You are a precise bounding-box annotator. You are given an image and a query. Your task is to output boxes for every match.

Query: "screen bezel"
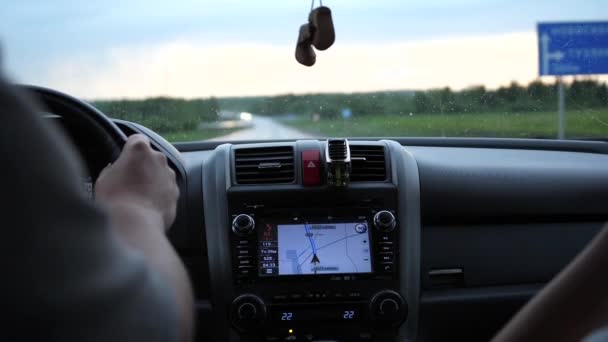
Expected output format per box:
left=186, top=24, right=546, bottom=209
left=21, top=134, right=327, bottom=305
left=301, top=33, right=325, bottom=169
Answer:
left=257, top=215, right=376, bottom=279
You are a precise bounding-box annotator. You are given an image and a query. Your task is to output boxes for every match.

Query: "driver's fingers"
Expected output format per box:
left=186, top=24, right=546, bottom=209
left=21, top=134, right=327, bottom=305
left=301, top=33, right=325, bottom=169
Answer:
left=154, top=150, right=169, bottom=166
left=168, top=167, right=176, bottom=182
left=124, top=134, right=152, bottom=154
left=119, top=134, right=156, bottom=166
left=96, top=163, right=112, bottom=183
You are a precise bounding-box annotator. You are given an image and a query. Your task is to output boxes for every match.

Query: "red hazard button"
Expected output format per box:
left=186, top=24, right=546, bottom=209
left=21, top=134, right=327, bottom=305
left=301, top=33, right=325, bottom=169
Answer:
left=302, top=150, right=321, bottom=186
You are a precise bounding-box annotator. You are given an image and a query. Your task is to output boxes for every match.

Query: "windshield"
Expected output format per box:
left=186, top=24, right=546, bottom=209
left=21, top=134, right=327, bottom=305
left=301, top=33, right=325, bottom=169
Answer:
left=1, top=1, right=607, bottom=142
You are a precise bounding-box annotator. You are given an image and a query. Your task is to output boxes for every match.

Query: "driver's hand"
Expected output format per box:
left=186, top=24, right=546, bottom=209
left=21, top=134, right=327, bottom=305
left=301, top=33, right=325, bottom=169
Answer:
left=95, top=134, right=179, bottom=231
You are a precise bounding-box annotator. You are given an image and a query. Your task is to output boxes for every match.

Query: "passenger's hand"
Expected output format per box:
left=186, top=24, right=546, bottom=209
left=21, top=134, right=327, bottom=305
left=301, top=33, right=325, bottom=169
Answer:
left=95, top=134, right=179, bottom=231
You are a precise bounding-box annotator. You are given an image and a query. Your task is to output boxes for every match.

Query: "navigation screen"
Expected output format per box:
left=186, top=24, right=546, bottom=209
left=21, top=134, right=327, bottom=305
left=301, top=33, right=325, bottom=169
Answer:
left=258, top=222, right=372, bottom=276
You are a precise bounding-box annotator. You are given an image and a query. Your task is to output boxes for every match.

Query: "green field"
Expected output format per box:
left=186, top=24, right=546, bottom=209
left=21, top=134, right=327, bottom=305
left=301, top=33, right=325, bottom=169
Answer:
left=161, top=128, right=239, bottom=142
left=280, top=109, right=608, bottom=139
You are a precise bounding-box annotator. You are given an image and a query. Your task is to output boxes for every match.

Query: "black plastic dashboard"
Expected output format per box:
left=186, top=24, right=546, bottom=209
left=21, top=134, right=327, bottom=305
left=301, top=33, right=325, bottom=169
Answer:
left=170, top=135, right=608, bottom=341
left=65, top=116, right=608, bottom=342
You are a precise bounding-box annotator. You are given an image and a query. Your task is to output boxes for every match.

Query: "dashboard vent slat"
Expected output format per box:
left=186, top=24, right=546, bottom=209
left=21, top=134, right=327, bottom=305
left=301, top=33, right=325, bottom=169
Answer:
left=350, top=145, right=387, bottom=182
left=234, top=146, right=295, bottom=185
left=233, top=155, right=294, bottom=162
left=236, top=163, right=294, bottom=169
left=327, top=139, right=349, bottom=161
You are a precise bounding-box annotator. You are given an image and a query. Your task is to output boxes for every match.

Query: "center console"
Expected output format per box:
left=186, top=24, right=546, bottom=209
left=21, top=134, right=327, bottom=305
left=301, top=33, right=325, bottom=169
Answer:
left=202, top=140, right=421, bottom=342
left=229, top=201, right=405, bottom=340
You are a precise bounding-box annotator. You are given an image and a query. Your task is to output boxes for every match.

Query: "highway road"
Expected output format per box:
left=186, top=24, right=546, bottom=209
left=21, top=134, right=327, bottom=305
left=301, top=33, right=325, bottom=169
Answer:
left=211, top=116, right=317, bottom=141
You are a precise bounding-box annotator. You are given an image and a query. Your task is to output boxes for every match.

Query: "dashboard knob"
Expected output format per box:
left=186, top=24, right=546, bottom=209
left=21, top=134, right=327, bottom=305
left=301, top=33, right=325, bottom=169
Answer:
left=370, top=290, right=407, bottom=326
left=379, top=298, right=399, bottom=315
left=374, top=210, right=396, bottom=232
left=231, top=294, right=266, bottom=332
left=237, top=302, right=257, bottom=320
left=232, top=214, right=255, bottom=235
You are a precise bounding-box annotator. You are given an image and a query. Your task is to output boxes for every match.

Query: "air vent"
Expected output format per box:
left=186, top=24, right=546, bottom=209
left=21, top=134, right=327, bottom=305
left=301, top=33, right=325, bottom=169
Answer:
left=234, top=146, right=295, bottom=184
left=327, top=139, right=350, bottom=161
left=350, top=145, right=387, bottom=182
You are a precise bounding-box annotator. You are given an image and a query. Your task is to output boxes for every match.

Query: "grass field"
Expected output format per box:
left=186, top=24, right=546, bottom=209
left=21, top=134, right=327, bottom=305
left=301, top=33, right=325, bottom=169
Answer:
left=161, top=127, right=240, bottom=142
left=280, top=109, right=608, bottom=139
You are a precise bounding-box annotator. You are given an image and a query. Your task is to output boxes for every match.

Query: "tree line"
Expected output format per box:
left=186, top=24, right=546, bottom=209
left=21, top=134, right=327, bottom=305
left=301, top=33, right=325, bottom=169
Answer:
left=220, top=79, right=608, bottom=118
left=93, top=79, right=607, bottom=133
left=94, top=97, right=220, bottom=132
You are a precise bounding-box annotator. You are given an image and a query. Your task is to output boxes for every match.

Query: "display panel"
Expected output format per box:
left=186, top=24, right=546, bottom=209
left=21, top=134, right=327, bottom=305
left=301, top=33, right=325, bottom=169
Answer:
left=272, top=307, right=363, bottom=322
left=259, top=222, right=372, bottom=276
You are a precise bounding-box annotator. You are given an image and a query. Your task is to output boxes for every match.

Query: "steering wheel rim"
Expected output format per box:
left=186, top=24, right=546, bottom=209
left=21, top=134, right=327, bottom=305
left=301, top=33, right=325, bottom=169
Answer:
left=21, top=85, right=127, bottom=162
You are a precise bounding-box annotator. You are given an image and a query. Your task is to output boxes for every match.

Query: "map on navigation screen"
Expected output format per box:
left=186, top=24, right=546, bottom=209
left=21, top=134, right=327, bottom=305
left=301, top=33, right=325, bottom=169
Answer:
left=277, top=222, right=372, bottom=275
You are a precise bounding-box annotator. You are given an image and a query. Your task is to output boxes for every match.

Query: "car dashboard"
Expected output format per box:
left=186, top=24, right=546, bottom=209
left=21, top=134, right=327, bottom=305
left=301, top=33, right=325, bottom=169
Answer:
left=65, top=118, right=608, bottom=341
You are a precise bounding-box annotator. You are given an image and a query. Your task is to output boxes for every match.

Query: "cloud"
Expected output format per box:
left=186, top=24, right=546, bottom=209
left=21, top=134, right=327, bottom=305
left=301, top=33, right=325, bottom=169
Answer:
left=40, top=31, right=600, bottom=99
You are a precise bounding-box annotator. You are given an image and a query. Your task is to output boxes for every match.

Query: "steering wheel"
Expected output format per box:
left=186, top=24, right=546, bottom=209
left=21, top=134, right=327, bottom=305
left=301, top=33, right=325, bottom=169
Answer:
left=21, top=85, right=127, bottom=176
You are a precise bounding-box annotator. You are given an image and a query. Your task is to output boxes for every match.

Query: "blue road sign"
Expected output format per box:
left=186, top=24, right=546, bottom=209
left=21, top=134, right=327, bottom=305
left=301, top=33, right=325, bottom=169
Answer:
left=537, top=21, right=608, bottom=76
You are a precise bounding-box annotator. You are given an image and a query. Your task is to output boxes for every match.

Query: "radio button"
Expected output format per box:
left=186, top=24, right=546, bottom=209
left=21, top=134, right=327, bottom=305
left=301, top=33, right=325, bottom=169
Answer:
left=237, top=266, right=253, bottom=276
left=237, top=249, right=252, bottom=255
left=272, top=294, right=288, bottom=302
left=290, top=293, right=303, bottom=301
left=381, top=263, right=394, bottom=273
left=379, top=253, right=393, bottom=263
left=347, top=291, right=362, bottom=299
left=379, top=245, right=393, bottom=253
left=379, top=234, right=392, bottom=242
left=238, top=257, right=253, bottom=266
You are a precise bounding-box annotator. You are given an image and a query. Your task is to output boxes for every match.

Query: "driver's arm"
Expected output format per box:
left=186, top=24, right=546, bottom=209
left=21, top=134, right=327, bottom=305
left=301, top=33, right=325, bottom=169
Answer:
left=492, top=225, right=608, bottom=342
left=0, top=77, right=193, bottom=341
left=95, top=134, right=194, bottom=342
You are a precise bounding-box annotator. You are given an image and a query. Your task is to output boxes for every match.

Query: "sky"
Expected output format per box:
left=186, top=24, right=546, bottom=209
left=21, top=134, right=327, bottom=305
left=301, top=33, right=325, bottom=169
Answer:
left=0, top=0, right=606, bottom=99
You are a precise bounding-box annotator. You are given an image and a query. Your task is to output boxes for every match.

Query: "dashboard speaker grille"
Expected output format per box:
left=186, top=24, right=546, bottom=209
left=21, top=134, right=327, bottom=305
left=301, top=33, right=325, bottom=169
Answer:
left=234, top=146, right=295, bottom=184
left=350, top=145, right=387, bottom=182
